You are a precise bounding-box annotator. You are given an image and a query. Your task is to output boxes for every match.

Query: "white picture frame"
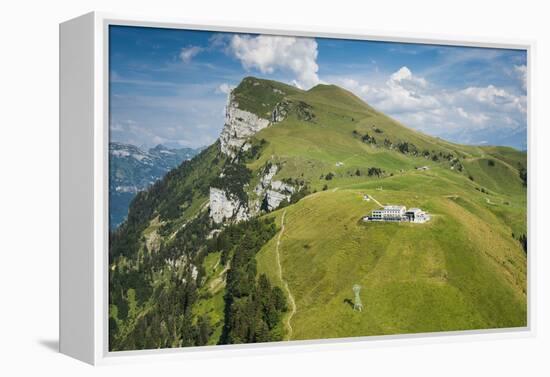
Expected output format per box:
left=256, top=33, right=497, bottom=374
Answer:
left=59, top=11, right=536, bottom=365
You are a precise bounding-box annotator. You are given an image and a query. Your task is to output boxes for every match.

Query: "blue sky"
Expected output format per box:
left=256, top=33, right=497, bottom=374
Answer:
left=109, top=25, right=527, bottom=150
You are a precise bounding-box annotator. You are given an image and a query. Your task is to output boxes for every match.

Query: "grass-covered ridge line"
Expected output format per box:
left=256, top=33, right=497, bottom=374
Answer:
left=231, top=76, right=303, bottom=118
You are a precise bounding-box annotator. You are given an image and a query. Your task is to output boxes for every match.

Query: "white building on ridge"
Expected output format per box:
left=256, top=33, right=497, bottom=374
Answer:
left=369, top=205, right=406, bottom=221
left=364, top=205, right=430, bottom=223
left=404, top=208, right=430, bottom=223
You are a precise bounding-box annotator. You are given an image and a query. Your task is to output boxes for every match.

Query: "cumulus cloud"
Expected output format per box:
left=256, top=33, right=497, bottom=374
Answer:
left=228, top=35, right=320, bottom=89
left=461, top=85, right=524, bottom=109
left=456, top=107, right=489, bottom=125
left=389, top=66, right=427, bottom=88
left=356, top=66, right=440, bottom=114
left=333, top=78, right=371, bottom=96
left=216, top=83, right=233, bottom=95
left=331, top=66, right=526, bottom=147
left=179, top=46, right=203, bottom=63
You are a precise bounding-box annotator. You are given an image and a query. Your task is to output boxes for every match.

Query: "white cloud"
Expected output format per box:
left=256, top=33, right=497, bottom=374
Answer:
left=514, top=64, right=527, bottom=91
left=333, top=78, right=371, bottom=95
left=216, top=83, right=233, bottom=95
left=179, top=46, right=203, bottom=63
left=452, top=85, right=526, bottom=114
left=456, top=107, right=489, bottom=125
left=328, top=66, right=526, bottom=147
left=228, top=35, right=320, bottom=89
left=389, top=66, right=427, bottom=88
left=362, top=66, right=440, bottom=114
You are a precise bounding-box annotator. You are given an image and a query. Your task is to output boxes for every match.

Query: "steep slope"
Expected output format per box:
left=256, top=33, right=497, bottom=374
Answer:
left=109, top=76, right=527, bottom=350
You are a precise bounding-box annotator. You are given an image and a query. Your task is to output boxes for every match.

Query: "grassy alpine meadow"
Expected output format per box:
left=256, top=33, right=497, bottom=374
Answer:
left=256, top=177, right=527, bottom=340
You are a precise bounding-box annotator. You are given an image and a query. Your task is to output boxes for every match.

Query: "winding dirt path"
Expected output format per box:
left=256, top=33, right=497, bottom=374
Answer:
left=275, top=210, right=296, bottom=340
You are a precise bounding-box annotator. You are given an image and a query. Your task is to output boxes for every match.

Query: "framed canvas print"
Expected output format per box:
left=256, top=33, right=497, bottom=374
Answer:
left=60, top=12, right=533, bottom=365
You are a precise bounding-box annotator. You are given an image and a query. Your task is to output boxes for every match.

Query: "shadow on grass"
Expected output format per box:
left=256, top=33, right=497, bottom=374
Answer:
left=343, top=298, right=354, bottom=308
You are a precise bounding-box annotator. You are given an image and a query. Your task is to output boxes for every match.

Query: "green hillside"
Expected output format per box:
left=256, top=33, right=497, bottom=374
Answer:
left=109, top=76, right=527, bottom=350
left=256, top=183, right=526, bottom=340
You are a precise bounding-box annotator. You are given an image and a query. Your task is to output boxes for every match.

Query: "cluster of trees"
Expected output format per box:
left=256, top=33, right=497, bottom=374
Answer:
left=109, top=268, right=202, bottom=350
left=109, top=211, right=215, bottom=351
left=396, top=141, right=417, bottom=155
left=451, top=159, right=464, bottom=172
left=279, top=184, right=312, bottom=209
left=352, top=130, right=377, bottom=145
left=324, top=172, right=335, bottom=181
left=439, top=151, right=456, bottom=161
left=322, top=167, right=385, bottom=180
left=240, top=138, right=267, bottom=161
left=367, top=167, right=384, bottom=177
left=294, top=100, right=316, bottom=122
left=272, top=99, right=316, bottom=122
left=211, top=218, right=288, bottom=344
left=352, top=130, right=466, bottom=174
left=281, top=176, right=307, bottom=187
left=211, top=161, right=252, bottom=204
left=361, top=133, right=377, bottom=144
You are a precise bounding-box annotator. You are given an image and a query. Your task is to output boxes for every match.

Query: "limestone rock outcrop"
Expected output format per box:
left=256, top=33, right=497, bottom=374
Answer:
left=209, top=187, right=249, bottom=224
left=265, top=181, right=295, bottom=211
left=219, top=94, right=270, bottom=158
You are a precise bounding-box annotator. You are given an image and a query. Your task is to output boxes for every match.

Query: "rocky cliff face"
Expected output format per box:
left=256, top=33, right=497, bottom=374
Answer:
left=209, top=89, right=300, bottom=224
left=209, top=163, right=296, bottom=224
left=219, top=93, right=271, bottom=158
left=254, top=164, right=279, bottom=195
left=271, top=101, right=289, bottom=123
left=271, top=99, right=315, bottom=123
left=265, top=180, right=295, bottom=211
left=209, top=187, right=250, bottom=224
left=254, top=164, right=295, bottom=212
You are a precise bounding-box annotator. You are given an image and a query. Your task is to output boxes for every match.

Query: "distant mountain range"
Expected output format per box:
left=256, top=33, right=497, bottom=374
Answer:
left=109, top=142, right=203, bottom=229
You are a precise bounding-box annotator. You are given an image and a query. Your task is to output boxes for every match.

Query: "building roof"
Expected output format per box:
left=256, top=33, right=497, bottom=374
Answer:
left=383, top=205, right=405, bottom=210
